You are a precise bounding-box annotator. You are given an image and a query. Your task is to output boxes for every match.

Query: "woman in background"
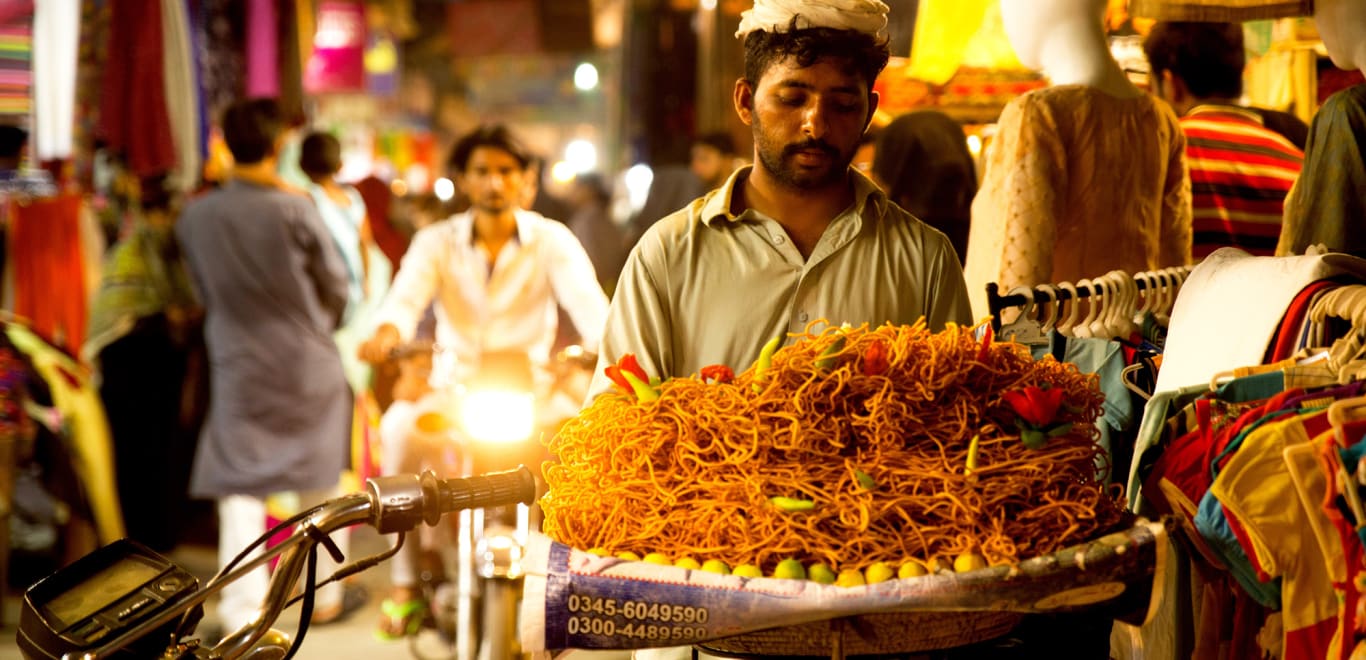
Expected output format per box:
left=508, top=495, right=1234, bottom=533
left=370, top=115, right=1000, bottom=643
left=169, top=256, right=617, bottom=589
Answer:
left=871, top=110, right=976, bottom=264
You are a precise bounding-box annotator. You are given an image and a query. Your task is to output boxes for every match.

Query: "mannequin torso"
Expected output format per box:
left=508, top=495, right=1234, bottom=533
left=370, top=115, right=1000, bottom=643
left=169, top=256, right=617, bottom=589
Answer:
left=963, top=0, right=1192, bottom=318
left=999, top=0, right=1141, bottom=99
left=1275, top=0, right=1366, bottom=257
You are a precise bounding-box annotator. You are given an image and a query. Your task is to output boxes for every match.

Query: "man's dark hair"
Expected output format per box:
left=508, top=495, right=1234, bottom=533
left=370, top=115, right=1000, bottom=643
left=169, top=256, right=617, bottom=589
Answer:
left=447, top=124, right=533, bottom=174
left=693, top=131, right=735, bottom=155
left=221, top=98, right=283, bottom=165
left=1143, top=21, right=1245, bottom=100
left=743, top=19, right=890, bottom=91
left=0, top=125, right=27, bottom=160
left=299, top=131, right=342, bottom=178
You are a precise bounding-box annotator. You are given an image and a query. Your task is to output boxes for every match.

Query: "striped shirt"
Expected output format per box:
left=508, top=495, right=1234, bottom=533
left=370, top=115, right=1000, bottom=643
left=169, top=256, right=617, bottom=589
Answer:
left=1182, top=105, right=1304, bottom=258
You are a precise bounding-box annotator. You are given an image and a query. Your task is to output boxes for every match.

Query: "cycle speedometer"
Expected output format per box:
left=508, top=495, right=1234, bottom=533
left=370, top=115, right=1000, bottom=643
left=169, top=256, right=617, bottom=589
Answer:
left=19, top=539, right=201, bottom=659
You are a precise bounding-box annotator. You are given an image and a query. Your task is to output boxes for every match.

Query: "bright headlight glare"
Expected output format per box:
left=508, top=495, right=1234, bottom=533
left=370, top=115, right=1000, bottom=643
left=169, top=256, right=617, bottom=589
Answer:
left=459, top=389, right=535, bottom=443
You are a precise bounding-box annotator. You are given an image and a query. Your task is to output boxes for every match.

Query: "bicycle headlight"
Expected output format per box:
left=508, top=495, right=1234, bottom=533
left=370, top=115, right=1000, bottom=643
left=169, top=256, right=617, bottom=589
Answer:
left=458, top=389, right=535, bottom=444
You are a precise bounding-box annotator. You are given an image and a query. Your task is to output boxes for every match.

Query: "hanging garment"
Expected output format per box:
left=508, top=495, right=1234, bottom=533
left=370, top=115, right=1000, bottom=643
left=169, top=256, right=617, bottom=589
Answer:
left=1154, top=248, right=1366, bottom=393
left=0, top=12, right=32, bottom=119
left=5, top=322, right=123, bottom=543
left=10, top=193, right=87, bottom=356
left=98, top=0, right=175, bottom=178
left=159, top=0, right=201, bottom=193
left=32, top=0, right=77, bottom=161
left=1279, top=85, right=1366, bottom=258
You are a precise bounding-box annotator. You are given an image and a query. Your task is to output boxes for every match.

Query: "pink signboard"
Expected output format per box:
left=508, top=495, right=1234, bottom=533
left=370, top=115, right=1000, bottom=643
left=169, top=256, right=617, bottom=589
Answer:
left=305, top=1, right=366, bottom=93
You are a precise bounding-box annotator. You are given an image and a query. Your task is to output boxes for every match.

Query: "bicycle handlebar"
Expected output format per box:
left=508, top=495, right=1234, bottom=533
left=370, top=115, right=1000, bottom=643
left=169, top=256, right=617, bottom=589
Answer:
left=70, top=467, right=538, bottom=660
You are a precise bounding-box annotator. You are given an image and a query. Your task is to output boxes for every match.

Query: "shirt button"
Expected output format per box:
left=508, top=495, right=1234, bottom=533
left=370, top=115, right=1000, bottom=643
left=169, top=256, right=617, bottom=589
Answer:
left=798, top=311, right=809, bottom=322
left=772, top=234, right=784, bottom=244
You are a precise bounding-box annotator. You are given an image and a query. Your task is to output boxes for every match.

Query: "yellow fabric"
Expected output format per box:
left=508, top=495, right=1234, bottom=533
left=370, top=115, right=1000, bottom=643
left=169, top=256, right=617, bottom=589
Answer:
left=6, top=324, right=124, bottom=543
left=1210, top=417, right=1339, bottom=656
left=906, top=0, right=1021, bottom=85
left=963, top=85, right=1192, bottom=317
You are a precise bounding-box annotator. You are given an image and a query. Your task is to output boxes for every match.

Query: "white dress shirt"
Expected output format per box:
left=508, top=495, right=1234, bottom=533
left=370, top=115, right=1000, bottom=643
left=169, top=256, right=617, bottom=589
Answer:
left=376, top=208, right=610, bottom=386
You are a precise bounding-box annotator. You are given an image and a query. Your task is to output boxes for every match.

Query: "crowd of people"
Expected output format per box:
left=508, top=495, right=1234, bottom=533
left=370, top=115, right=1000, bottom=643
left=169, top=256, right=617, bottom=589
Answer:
left=16, top=0, right=1363, bottom=654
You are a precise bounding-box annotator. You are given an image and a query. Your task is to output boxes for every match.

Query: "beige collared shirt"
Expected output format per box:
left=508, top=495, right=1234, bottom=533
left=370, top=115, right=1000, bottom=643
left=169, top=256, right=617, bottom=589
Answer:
left=588, top=166, right=973, bottom=399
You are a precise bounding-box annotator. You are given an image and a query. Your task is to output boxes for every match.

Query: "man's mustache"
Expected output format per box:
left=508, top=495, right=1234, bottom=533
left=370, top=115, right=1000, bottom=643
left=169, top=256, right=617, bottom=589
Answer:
left=784, top=140, right=839, bottom=159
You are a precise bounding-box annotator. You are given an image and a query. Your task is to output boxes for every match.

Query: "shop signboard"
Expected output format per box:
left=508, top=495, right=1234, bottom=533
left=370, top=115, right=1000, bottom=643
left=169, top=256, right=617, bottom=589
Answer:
left=305, top=1, right=366, bottom=94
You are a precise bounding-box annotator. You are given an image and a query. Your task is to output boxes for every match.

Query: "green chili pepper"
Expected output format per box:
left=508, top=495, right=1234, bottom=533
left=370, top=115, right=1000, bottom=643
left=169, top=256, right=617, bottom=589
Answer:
left=753, top=335, right=783, bottom=392
left=815, top=335, right=847, bottom=370
left=965, top=434, right=981, bottom=476
left=854, top=469, right=877, bottom=490
left=770, top=496, right=816, bottom=512
left=622, top=370, right=659, bottom=402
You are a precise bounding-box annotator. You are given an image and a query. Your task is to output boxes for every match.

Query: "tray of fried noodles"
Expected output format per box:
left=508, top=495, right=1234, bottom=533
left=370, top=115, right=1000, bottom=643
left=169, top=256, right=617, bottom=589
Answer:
left=520, top=320, right=1168, bottom=655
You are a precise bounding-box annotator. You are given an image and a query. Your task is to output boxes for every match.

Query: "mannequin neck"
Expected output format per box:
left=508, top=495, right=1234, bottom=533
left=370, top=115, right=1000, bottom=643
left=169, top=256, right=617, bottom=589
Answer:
left=1036, top=18, right=1140, bottom=99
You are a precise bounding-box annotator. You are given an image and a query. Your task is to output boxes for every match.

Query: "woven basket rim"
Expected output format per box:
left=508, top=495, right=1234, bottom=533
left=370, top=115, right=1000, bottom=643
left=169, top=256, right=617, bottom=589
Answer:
left=697, top=610, right=1024, bottom=656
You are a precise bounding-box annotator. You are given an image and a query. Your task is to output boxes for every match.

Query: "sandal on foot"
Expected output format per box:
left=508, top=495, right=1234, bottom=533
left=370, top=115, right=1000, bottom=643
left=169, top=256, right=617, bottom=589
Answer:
left=374, top=598, right=427, bottom=641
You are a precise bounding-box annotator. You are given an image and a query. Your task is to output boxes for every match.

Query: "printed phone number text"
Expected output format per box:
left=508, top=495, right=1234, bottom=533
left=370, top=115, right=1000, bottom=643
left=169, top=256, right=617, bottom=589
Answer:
left=566, top=594, right=710, bottom=624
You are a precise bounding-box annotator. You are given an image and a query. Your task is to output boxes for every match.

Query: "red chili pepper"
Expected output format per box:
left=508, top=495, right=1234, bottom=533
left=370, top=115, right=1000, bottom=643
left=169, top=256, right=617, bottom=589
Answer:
left=977, top=325, right=993, bottom=363
left=605, top=353, right=650, bottom=395
left=1001, top=386, right=1066, bottom=429
left=700, top=364, right=734, bottom=384
left=861, top=340, right=889, bottom=376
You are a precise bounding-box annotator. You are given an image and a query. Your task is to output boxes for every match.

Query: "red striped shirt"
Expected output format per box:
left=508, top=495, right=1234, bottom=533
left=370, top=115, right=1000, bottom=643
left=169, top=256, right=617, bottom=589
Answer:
left=1181, top=105, right=1303, bottom=258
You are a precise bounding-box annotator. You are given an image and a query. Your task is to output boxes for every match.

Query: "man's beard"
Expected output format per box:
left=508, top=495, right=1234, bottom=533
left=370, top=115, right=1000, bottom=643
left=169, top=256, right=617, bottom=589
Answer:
left=471, top=193, right=513, bottom=215
left=753, top=123, right=852, bottom=190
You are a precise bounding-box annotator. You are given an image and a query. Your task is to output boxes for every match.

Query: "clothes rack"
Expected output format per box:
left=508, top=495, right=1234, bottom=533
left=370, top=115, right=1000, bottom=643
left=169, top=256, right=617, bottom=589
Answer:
left=985, top=264, right=1197, bottom=332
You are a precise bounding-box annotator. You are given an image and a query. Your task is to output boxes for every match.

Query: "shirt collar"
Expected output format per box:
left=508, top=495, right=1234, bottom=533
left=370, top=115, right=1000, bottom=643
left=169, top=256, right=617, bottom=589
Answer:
left=699, top=165, right=887, bottom=226
left=454, top=209, right=534, bottom=246
left=1186, top=103, right=1265, bottom=125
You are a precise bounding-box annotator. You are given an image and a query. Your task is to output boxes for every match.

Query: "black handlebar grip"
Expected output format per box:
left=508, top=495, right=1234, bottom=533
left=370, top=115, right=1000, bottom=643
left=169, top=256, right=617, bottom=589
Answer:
left=437, top=466, right=537, bottom=521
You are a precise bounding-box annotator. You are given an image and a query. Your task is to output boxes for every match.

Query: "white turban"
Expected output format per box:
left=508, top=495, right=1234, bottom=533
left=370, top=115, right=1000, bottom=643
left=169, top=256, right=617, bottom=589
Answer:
left=735, top=0, right=890, bottom=40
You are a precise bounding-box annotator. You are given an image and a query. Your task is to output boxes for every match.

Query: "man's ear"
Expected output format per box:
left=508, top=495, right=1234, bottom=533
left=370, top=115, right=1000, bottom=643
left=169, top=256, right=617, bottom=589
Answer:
left=1162, top=70, right=1188, bottom=104
left=734, top=78, right=755, bottom=126
left=864, top=91, right=880, bottom=131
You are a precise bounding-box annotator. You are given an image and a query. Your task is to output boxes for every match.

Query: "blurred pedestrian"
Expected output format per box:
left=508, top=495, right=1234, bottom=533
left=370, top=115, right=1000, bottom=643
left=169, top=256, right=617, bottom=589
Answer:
left=871, top=111, right=976, bottom=263
left=1144, top=21, right=1303, bottom=258
left=85, top=173, right=200, bottom=552
left=175, top=98, right=357, bottom=632
left=566, top=172, right=627, bottom=290
left=690, top=131, right=740, bottom=190
left=299, top=131, right=393, bottom=393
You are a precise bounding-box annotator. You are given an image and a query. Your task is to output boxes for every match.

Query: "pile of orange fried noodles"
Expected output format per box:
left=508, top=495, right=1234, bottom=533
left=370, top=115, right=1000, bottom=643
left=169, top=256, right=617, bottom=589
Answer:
left=541, top=321, right=1126, bottom=573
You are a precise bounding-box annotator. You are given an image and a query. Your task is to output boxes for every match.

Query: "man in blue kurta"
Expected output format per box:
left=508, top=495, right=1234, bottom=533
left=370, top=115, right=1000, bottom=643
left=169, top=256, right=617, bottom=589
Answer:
left=176, top=98, right=354, bottom=632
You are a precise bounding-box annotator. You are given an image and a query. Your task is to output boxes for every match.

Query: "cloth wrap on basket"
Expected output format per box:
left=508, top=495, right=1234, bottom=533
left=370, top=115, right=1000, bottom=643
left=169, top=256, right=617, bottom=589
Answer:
left=519, top=519, right=1170, bottom=654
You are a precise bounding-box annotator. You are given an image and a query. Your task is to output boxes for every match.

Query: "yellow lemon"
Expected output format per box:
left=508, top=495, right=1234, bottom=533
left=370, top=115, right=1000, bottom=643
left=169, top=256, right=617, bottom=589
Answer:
left=674, top=557, right=702, bottom=570
left=733, top=564, right=763, bottom=578
left=773, top=558, right=806, bottom=580
left=897, top=560, right=928, bottom=579
left=617, top=551, right=641, bottom=561
left=808, top=563, right=837, bottom=584
left=586, top=547, right=609, bottom=557
left=701, top=559, right=731, bottom=574
left=643, top=552, right=671, bottom=565
left=835, top=569, right=866, bottom=587
left=864, top=562, right=895, bottom=584
left=953, top=553, right=987, bottom=573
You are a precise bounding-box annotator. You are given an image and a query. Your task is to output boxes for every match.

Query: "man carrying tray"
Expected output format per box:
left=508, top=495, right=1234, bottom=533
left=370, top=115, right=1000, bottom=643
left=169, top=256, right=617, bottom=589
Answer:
left=581, top=1, right=1118, bottom=655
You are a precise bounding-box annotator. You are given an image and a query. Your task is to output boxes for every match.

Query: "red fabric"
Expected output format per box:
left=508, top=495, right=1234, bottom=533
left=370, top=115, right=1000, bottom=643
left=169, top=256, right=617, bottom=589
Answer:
left=1270, top=281, right=1339, bottom=363
left=354, top=175, right=407, bottom=270
left=98, top=0, right=176, bottom=177
left=9, top=194, right=87, bottom=356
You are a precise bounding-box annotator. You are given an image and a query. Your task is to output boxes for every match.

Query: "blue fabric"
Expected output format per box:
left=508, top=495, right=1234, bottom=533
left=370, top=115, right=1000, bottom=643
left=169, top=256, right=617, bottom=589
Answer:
left=1194, top=487, right=1282, bottom=608
left=1032, top=333, right=1135, bottom=483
